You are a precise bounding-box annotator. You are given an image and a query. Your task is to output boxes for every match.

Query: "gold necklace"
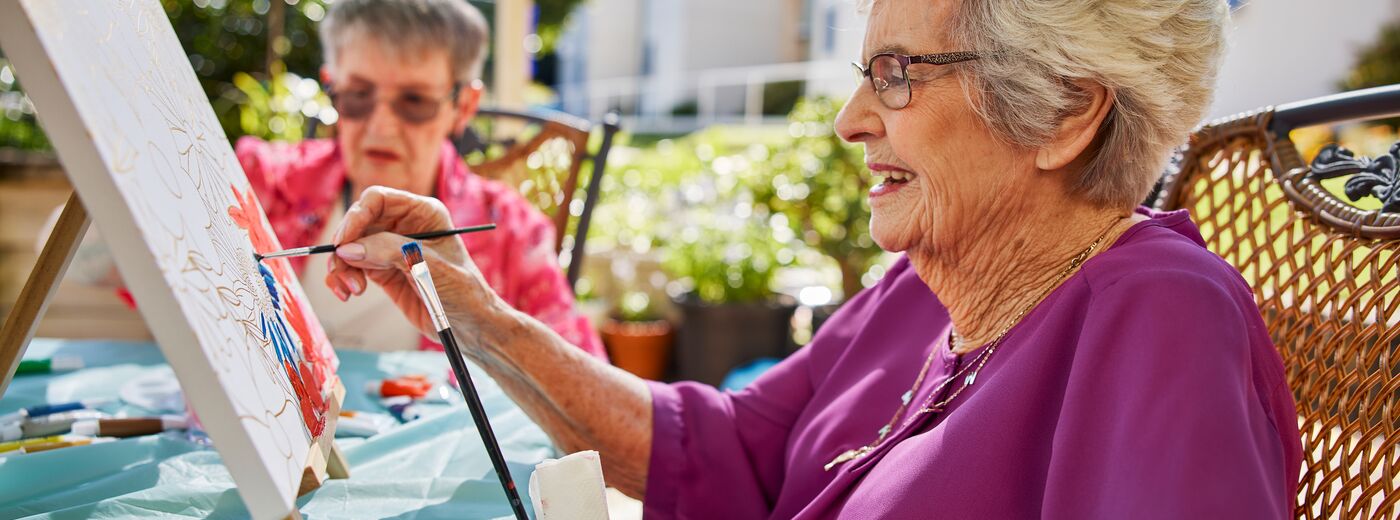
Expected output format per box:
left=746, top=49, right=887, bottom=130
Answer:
left=823, top=219, right=1120, bottom=472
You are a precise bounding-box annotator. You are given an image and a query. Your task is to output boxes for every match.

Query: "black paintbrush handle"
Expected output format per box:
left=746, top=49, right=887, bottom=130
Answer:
left=406, top=223, right=497, bottom=241
left=256, top=224, right=497, bottom=261
left=438, top=329, right=530, bottom=520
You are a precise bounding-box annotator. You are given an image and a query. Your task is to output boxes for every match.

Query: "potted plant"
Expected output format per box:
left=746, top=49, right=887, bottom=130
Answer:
left=663, top=200, right=798, bottom=386
left=585, top=129, right=805, bottom=385
left=748, top=97, right=886, bottom=301
left=600, top=291, right=675, bottom=380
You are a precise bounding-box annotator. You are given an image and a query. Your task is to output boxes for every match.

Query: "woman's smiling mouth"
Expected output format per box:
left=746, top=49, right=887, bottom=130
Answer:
left=868, top=162, right=917, bottom=197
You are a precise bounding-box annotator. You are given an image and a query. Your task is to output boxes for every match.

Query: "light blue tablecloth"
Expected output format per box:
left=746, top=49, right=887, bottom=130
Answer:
left=0, top=339, right=556, bottom=519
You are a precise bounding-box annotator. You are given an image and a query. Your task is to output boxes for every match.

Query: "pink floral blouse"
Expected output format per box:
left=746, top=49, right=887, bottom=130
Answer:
left=234, top=137, right=607, bottom=360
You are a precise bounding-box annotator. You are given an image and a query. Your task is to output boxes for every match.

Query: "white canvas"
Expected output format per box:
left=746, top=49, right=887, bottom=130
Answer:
left=0, top=1, right=340, bottom=518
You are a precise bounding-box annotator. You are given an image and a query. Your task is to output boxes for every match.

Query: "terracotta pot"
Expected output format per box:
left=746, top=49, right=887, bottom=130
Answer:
left=602, top=319, right=675, bottom=380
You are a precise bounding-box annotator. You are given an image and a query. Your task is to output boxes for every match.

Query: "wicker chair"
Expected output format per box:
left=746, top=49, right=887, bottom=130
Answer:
left=1154, top=84, right=1400, bottom=519
left=456, top=109, right=621, bottom=288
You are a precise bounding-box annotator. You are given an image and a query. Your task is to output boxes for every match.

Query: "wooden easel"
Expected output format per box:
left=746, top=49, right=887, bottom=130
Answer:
left=0, top=192, right=349, bottom=518
left=0, top=191, right=87, bottom=399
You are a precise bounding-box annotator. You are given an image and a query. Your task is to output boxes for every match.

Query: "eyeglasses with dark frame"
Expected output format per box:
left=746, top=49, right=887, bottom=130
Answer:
left=852, top=51, right=983, bottom=110
left=328, top=82, right=463, bottom=125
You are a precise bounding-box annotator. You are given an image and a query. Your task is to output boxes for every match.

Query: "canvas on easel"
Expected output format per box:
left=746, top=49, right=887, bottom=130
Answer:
left=0, top=1, right=346, bottom=518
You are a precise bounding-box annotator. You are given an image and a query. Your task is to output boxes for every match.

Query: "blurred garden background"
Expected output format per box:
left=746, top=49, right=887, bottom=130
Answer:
left=1, top=0, right=1398, bottom=387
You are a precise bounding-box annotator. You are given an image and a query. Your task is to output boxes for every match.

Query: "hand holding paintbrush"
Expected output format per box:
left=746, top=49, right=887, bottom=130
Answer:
left=402, top=241, right=530, bottom=520
left=323, top=188, right=490, bottom=335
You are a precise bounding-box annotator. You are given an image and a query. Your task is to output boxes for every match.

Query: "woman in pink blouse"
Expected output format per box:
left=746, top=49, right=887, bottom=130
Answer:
left=236, top=0, right=604, bottom=358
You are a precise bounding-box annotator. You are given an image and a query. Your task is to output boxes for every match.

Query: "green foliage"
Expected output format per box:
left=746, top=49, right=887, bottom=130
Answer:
left=670, top=101, right=699, bottom=117
left=590, top=128, right=800, bottom=305
left=1341, top=20, right=1400, bottom=129
left=0, top=56, right=50, bottom=151
left=163, top=0, right=330, bottom=141
left=1342, top=20, right=1400, bottom=91
left=762, top=80, right=805, bottom=116
left=233, top=62, right=333, bottom=142
left=662, top=208, right=789, bottom=304
left=589, top=99, right=884, bottom=305
left=535, top=0, right=589, bottom=53
left=1, top=1, right=332, bottom=149
left=749, top=97, right=881, bottom=298
left=617, top=291, right=660, bottom=322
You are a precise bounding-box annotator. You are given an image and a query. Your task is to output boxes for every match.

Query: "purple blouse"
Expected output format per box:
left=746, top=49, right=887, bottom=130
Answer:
left=645, top=208, right=1302, bottom=519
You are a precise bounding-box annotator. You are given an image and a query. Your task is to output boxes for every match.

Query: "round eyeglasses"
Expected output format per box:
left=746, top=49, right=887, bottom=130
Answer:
left=328, top=83, right=463, bottom=125
left=852, top=51, right=982, bottom=110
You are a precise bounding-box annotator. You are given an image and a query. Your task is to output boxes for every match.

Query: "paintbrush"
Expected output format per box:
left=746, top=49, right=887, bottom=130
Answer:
left=253, top=224, right=497, bottom=262
left=401, top=242, right=529, bottom=520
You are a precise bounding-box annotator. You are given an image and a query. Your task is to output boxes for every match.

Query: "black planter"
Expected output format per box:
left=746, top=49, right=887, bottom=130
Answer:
left=672, top=295, right=797, bottom=386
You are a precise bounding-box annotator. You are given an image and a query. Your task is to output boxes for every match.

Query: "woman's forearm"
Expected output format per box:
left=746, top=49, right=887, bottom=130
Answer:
left=441, top=263, right=653, bottom=498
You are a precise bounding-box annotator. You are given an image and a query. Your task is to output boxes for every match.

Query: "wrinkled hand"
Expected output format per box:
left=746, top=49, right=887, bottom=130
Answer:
left=326, top=186, right=492, bottom=336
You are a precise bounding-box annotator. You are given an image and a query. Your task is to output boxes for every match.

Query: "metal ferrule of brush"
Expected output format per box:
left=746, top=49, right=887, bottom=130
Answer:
left=259, top=246, right=313, bottom=260
left=409, top=263, right=452, bottom=333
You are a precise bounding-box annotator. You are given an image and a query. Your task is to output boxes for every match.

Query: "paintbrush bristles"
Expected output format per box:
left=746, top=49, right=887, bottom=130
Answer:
left=401, top=242, right=424, bottom=265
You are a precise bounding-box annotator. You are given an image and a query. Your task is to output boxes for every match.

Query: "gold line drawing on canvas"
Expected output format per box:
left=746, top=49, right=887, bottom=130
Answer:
left=4, top=0, right=341, bottom=497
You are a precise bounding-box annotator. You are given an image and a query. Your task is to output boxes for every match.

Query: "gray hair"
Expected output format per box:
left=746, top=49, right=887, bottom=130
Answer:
left=320, top=0, right=490, bottom=83
left=869, top=0, right=1230, bottom=209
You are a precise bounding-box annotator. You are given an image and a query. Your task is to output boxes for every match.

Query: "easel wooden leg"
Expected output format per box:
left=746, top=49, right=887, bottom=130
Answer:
left=326, top=442, right=349, bottom=479
left=0, top=191, right=88, bottom=398
left=297, top=447, right=331, bottom=496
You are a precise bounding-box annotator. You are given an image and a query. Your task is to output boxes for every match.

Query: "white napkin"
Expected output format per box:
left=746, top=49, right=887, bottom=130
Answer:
left=119, top=367, right=185, bottom=413
left=529, top=450, right=611, bottom=520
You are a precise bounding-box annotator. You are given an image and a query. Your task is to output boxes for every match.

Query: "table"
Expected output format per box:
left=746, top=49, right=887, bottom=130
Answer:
left=0, top=338, right=556, bottom=519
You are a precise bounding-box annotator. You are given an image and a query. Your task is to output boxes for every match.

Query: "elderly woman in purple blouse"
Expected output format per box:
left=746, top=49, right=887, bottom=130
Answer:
left=328, top=0, right=1302, bottom=517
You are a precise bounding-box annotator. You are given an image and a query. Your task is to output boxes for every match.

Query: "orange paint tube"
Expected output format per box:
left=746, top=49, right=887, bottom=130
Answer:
left=366, top=375, right=439, bottom=400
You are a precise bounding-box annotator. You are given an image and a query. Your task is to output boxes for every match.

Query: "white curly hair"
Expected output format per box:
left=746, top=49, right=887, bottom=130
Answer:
left=863, top=0, right=1230, bottom=209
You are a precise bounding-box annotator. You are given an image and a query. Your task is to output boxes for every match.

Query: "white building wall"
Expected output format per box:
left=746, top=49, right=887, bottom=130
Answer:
left=805, top=0, right=867, bottom=99
left=641, top=0, right=686, bottom=115
left=586, top=0, right=645, bottom=81
left=681, top=0, right=798, bottom=72
left=558, top=0, right=809, bottom=119
left=557, top=0, right=646, bottom=115
left=1209, top=0, right=1399, bottom=118
left=671, top=0, right=801, bottom=115
left=556, top=6, right=590, bottom=114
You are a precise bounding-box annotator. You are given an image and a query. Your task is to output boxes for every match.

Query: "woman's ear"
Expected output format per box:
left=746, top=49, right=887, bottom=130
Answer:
left=453, top=79, right=485, bottom=137
left=1035, top=81, right=1114, bottom=171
